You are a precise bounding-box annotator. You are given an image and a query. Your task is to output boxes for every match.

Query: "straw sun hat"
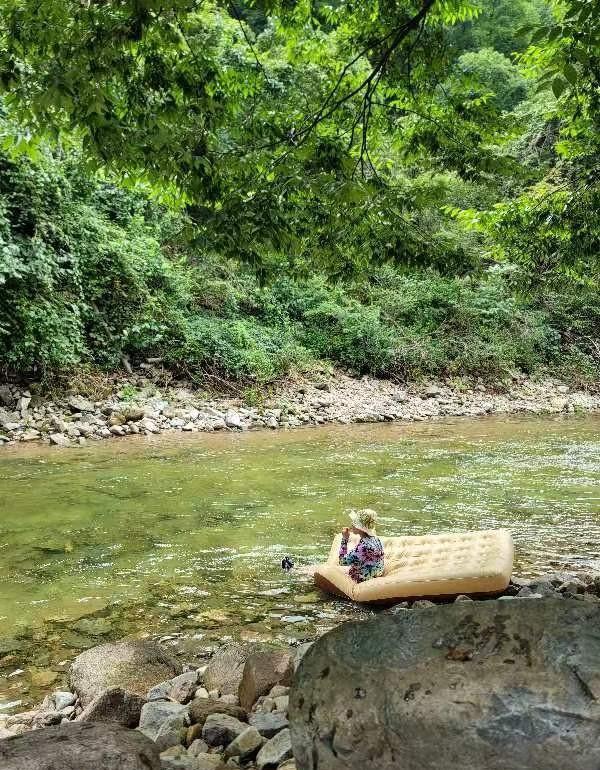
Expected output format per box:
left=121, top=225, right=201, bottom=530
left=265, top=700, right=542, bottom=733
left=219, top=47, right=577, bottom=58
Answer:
left=349, top=508, right=378, bottom=537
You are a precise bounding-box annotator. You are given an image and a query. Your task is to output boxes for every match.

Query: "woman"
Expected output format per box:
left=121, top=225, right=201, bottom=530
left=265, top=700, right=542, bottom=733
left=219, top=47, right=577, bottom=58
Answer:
left=339, top=508, right=384, bottom=583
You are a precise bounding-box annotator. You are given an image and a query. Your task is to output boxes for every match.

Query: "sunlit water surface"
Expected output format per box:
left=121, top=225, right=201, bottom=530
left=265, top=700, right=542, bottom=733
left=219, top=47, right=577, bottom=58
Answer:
left=1, top=414, right=599, bottom=711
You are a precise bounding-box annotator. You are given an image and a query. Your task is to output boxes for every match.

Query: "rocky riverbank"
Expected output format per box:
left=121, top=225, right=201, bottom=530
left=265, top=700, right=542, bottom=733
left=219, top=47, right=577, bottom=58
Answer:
left=2, top=572, right=600, bottom=769
left=0, top=370, right=598, bottom=447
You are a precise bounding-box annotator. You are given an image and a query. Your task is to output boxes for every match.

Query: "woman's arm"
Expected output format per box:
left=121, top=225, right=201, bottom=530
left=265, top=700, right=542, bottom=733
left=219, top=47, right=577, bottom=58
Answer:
left=339, top=537, right=364, bottom=566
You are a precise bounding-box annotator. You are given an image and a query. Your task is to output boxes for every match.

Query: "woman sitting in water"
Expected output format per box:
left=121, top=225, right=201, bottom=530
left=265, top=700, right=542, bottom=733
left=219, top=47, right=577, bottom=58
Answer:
left=339, top=508, right=384, bottom=582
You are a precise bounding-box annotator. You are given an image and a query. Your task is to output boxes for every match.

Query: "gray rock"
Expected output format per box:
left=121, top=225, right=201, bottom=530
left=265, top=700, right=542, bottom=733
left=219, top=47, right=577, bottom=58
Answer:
left=225, top=411, right=243, bottom=430
left=188, top=698, right=247, bottom=728
left=188, top=738, right=210, bottom=756
left=53, top=691, right=77, bottom=711
left=0, top=722, right=160, bottom=769
left=238, top=648, right=294, bottom=711
left=256, top=729, right=292, bottom=770
left=68, top=395, right=95, bottom=413
left=77, top=687, right=146, bottom=727
left=0, top=727, right=14, bottom=740
left=224, top=726, right=265, bottom=760
left=248, top=712, right=289, bottom=738
left=526, top=579, right=557, bottom=597
left=70, top=639, right=180, bottom=706
left=454, top=594, right=473, bottom=602
left=273, top=696, right=289, bottom=714
left=290, top=598, right=600, bottom=770
left=160, top=745, right=222, bottom=770
left=411, top=599, right=436, bottom=609
left=203, top=644, right=251, bottom=697
left=148, top=680, right=173, bottom=702
left=169, top=671, right=199, bottom=704
left=49, top=433, right=71, bottom=447
left=138, top=701, right=188, bottom=744
left=202, top=713, right=246, bottom=747
left=559, top=578, right=587, bottom=595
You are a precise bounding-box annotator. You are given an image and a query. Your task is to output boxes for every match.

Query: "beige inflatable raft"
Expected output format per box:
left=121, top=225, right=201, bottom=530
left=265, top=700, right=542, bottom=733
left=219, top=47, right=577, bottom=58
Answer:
left=314, top=529, right=514, bottom=603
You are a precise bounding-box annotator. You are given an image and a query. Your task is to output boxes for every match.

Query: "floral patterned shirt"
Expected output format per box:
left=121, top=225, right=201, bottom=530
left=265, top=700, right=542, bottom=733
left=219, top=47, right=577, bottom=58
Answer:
left=339, top=534, right=385, bottom=583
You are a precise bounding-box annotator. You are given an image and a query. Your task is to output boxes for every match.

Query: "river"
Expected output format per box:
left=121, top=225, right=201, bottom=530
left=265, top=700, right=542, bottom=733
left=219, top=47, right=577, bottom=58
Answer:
left=1, top=414, right=599, bottom=711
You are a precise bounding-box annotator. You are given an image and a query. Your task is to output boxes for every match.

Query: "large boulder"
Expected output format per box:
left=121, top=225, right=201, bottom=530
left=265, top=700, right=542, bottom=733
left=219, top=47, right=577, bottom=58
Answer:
left=0, top=722, right=160, bottom=770
left=203, top=643, right=251, bottom=696
left=238, top=648, right=294, bottom=711
left=70, top=639, right=181, bottom=706
left=290, top=598, right=600, bottom=770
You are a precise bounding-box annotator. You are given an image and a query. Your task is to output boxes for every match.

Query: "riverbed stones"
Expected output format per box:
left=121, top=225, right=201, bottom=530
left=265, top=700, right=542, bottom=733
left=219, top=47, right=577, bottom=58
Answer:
left=290, top=598, right=600, bottom=770
left=77, top=686, right=146, bottom=727
left=204, top=644, right=251, bottom=696
left=188, top=699, right=247, bottom=728
left=70, top=639, right=181, bottom=706
left=238, top=648, right=294, bottom=711
left=52, top=691, right=77, bottom=711
left=256, top=728, right=293, bottom=770
left=202, top=713, right=247, bottom=747
left=0, top=722, right=161, bottom=770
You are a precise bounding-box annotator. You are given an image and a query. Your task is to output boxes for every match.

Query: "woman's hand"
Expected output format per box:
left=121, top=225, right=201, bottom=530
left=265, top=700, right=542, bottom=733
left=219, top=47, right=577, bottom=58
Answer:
left=342, top=527, right=350, bottom=539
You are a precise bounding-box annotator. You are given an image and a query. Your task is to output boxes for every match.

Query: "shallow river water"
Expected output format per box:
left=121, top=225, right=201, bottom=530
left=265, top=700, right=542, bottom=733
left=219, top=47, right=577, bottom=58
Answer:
left=1, top=414, right=599, bottom=711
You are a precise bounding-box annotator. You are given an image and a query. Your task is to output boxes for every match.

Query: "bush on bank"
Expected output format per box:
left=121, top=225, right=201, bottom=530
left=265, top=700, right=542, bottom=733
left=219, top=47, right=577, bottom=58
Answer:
left=0, top=150, right=598, bottom=386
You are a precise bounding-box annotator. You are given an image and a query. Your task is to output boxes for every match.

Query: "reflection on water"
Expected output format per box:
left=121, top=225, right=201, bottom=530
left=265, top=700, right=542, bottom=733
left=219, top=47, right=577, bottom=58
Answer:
left=0, top=414, right=599, bottom=710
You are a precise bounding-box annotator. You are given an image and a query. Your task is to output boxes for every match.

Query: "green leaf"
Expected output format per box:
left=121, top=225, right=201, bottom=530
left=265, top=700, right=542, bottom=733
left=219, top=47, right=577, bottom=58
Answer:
left=552, top=77, right=567, bottom=99
left=563, top=64, right=577, bottom=86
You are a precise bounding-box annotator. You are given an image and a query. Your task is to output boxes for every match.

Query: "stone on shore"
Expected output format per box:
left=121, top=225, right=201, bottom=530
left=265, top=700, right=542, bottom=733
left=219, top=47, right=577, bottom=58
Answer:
left=290, top=598, right=600, bottom=770
left=238, top=648, right=294, bottom=711
left=256, top=728, right=293, bottom=770
left=248, top=711, right=289, bottom=738
left=70, top=639, right=181, bottom=706
left=188, top=698, right=247, bottom=728
left=138, top=701, right=188, bottom=747
left=203, top=644, right=251, bottom=696
left=223, top=726, right=265, bottom=760
left=0, top=722, right=160, bottom=770
left=77, top=686, right=146, bottom=727
left=201, top=713, right=246, bottom=747
left=67, top=395, right=95, bottom=413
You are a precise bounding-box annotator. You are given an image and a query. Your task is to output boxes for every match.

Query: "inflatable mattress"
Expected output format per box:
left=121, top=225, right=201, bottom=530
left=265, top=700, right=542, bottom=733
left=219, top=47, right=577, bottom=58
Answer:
left=314, top=529, right=514, bottom=603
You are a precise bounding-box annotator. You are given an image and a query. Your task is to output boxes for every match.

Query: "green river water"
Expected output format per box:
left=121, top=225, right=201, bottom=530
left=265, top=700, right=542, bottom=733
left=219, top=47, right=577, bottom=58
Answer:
left=1, top=414, right=599, bottom=712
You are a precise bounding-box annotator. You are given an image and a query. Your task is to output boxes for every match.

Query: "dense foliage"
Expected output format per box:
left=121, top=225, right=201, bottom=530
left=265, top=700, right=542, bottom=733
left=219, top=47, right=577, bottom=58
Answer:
left=0, top=0, right=598, bottom=385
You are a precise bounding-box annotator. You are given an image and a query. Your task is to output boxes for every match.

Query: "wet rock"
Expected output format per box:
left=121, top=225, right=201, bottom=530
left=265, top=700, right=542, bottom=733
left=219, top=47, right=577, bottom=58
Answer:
left=290, top=598, right=600, bottom=770
left=248, top=712, right=289, bottom=738
left=0, top=722, right=160, bottom=770
left=256, top=728, right=292, bottom=770
left=70, top=639, right=181, bottom=706
left=238, top=649, right=294, bottom=711
left=188, top=699, right=247, bottom=728
left=68, top=395, right=95, bottom=413
left=77, top=687, right=146, bottom=727
left=224, top=726, right=265, bottom=761
left=74, top=617, right=112, bottom=636
left=202, top=713, right=246, bottom=747
left=454, top=595, right=473, bottom=602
